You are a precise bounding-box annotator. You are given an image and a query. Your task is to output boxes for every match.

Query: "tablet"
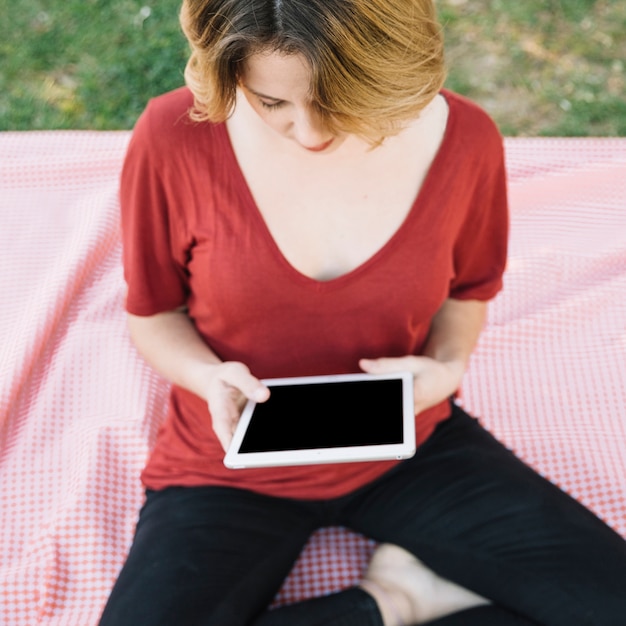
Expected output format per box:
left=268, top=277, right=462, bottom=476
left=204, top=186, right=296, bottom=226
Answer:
left=224, top=372, right=415, bottom=469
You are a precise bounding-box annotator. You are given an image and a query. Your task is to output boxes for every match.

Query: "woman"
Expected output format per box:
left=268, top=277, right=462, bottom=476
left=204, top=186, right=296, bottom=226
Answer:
left=99, top=1, right=626, bottom=624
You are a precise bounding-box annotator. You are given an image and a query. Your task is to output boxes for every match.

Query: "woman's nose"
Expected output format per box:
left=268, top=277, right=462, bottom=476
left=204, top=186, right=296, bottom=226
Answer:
left=291, top=107, right=332, bottom=149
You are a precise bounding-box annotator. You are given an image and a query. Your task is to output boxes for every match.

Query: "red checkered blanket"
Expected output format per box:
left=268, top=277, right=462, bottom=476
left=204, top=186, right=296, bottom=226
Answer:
left=1, top=132, right=625, bottom=624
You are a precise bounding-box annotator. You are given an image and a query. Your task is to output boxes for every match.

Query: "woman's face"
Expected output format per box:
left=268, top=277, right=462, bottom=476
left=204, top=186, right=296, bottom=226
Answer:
left=239, top=50, right=345, bottom=153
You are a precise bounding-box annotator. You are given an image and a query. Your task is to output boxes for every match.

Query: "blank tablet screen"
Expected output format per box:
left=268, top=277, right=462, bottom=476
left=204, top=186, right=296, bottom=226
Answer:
left=237, top=378, right=404, bottom=453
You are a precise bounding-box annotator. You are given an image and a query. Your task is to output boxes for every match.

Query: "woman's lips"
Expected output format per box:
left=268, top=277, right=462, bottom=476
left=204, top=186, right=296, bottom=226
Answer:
left=304, top=138, right=334, bottom=152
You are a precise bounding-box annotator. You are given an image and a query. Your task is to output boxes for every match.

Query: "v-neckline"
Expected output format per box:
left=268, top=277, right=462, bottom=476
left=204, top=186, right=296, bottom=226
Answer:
left=218, top=91, right=455, bottom=290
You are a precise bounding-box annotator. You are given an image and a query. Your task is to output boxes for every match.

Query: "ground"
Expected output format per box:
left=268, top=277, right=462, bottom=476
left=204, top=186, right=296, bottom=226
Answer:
left=1, top=0, right=624, bottom=135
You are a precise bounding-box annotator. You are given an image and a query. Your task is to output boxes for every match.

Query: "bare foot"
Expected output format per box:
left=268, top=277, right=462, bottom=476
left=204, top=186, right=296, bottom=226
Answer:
left=359, top=543, right=489, bottom=625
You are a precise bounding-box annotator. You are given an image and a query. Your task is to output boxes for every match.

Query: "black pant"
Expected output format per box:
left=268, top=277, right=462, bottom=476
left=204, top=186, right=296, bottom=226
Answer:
left=98, top=405, right=626, bottom=625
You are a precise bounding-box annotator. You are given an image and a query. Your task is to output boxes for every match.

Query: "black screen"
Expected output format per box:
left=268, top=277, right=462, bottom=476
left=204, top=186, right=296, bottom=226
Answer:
left=238, top=378, right=404, bottom=453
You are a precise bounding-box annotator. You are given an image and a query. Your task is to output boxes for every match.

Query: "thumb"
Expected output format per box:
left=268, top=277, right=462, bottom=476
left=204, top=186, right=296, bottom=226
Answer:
left=214, top=362, right=270, bottom=403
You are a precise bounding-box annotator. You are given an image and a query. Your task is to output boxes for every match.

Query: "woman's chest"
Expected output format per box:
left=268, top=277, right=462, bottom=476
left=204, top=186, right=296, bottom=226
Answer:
left=186, top=157, right=460, bottom=317
left=241, top=159, right=426, bottom=281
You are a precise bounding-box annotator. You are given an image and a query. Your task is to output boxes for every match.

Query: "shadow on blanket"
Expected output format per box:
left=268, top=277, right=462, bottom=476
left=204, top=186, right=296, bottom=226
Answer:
left=1, top=132, right=625, bottom=625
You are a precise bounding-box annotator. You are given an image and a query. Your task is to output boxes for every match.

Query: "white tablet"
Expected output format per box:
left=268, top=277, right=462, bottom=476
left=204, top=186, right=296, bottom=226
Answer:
left=224, top=372, right=415, bottom=469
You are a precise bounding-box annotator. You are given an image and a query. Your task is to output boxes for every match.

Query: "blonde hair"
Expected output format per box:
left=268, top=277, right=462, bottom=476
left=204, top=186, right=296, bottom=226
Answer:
left=180, top=0, right=446, bottom=142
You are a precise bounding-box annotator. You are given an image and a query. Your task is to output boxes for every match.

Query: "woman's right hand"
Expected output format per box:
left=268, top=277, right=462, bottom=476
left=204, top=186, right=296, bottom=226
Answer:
left=126, top=311, right=269, bottom=452
left=204, top=362, right=270, bottom=452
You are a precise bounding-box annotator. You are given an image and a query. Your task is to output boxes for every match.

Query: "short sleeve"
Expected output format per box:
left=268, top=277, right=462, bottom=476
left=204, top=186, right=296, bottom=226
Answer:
left=120, top=103, right=190, bottom=315
left=448, top=135, right=509, bottom=301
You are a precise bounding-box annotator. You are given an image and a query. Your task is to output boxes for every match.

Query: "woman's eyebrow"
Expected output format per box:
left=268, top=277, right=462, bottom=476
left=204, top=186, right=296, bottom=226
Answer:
left=243, top=85, right=283, bottom=102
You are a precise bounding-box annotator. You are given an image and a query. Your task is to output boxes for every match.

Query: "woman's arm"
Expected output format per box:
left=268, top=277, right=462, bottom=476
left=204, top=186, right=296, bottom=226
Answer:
left=360, top=298, right=487, bottom=414
left=127, top=310, right=269, bottom=450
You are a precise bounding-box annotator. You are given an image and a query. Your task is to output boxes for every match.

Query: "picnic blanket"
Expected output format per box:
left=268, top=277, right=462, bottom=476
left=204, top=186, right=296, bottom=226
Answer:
left=1, top=131, right=625, bottom=625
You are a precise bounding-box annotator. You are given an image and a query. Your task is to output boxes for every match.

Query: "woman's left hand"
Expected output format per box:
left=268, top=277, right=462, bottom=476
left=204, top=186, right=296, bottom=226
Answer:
left=359, top=355, right=465, bottom=415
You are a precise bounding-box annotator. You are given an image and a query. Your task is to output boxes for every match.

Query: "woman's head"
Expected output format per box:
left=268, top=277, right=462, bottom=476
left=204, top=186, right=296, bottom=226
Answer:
left=180, top=0, right=446, bottom=142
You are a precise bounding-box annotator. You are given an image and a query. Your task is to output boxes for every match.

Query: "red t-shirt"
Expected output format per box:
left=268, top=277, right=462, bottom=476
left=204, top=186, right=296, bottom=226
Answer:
left=120, top=87, right=508, bottom=499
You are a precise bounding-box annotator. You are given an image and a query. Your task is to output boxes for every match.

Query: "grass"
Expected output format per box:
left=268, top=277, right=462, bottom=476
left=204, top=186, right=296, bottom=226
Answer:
left=1, top=0, right=625, bottom=135
left=0, top=0, right=188, bottom=130
left=440, top=0, right=626, bottom=136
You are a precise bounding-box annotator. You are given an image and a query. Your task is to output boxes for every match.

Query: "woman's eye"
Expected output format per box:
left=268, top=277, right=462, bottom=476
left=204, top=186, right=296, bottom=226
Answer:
left=260, top=99, right=284, bottom=110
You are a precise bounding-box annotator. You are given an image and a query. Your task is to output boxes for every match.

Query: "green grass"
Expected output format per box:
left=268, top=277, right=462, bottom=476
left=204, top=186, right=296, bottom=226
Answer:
left=1, top=0, right=624, bottom=135
left=0, top=0, right=188, bottom=130
left=441, top=0, right=626, bottom=136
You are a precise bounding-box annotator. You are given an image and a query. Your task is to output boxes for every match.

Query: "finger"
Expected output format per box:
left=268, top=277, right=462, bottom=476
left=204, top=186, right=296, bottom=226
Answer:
left=359, top=356, right=415, bottom=374
left=210, top=404, right=238, bottom=452
left=209, top=386, right=241, bottom=440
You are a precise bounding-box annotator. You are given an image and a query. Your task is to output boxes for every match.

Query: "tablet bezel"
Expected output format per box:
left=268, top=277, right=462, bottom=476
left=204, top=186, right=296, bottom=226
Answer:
left=223, top=372, right=415, bottom=469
